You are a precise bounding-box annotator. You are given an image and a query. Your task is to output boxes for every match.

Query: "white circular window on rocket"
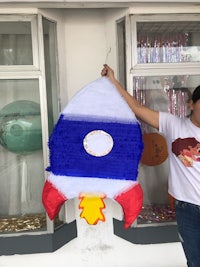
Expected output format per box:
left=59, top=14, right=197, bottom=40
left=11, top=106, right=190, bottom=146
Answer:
left=83, top=130, right=114, bottom=157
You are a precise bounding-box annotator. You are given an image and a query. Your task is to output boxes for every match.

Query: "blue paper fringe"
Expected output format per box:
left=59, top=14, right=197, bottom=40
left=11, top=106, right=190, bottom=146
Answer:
left=47, top=115, right=144, bottom=181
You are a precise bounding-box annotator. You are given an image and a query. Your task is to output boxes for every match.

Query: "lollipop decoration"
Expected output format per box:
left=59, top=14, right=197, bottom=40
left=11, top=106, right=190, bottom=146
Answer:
left=0, top=100, right=42, bottom=210
left=0, top=100, right=42, bottom=154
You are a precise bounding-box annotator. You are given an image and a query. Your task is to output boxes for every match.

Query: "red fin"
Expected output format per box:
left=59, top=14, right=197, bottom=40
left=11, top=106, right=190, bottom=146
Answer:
left=115, top=184, right=143, bottom=229
left=42, top=180, right=67, bottom=220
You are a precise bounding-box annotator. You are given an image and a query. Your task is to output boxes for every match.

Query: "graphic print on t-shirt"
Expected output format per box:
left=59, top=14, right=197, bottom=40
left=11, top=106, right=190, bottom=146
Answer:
left=172, top=137, right=200, bottom=167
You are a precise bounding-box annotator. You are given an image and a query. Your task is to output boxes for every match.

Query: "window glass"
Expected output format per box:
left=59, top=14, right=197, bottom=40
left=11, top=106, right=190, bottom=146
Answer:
left=137, top=21, right=200, bottom=63
left=0, top=22, right=33, bottom=65
left=0, top=79, right=46, bottom=233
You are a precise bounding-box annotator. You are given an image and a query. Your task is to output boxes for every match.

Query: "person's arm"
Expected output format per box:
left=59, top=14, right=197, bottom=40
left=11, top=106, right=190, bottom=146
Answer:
left=101, top=64, right=159, bottom=130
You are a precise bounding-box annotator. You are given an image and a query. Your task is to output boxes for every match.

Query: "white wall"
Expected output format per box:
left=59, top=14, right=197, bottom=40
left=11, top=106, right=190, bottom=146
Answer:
left=63, top=9, right=107, bottom=103
left=44, top=8, right=128, bottom=107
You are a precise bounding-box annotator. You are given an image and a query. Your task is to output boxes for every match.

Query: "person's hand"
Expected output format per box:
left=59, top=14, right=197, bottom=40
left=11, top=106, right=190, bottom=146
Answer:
left=101, top=64, right=116, bottom=83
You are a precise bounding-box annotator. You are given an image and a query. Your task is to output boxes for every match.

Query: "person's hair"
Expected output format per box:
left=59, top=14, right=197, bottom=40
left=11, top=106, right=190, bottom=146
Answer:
left=192, top=85, right=200, bottom=103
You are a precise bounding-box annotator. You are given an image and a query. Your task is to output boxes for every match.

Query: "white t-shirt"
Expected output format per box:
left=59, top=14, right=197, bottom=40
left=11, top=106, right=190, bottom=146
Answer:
left=159, top=112, right=200, bottom=205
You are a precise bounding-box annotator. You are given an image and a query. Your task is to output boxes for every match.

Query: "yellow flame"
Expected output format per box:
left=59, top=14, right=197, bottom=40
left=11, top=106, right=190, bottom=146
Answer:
left=79, top=193, right=106, bottom=225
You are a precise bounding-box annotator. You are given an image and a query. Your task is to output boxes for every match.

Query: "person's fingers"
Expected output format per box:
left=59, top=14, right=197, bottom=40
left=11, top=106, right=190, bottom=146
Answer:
left=101, top=65, right=108, bottom=76
left=101, top=68, right=107, bottom=76
left=101, top=64, right=114, bottom=78
left=103, top=64, right=109, bottom=73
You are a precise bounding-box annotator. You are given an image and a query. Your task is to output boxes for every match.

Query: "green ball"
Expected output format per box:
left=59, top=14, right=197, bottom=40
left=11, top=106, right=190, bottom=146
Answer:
left=0, top=100, right=42, bottom=154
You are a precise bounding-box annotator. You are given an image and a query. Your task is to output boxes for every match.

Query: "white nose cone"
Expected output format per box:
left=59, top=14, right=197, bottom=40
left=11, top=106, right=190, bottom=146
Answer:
left=62, top=77, right=137, bottom=122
